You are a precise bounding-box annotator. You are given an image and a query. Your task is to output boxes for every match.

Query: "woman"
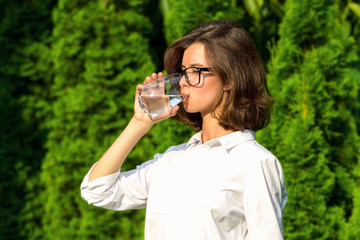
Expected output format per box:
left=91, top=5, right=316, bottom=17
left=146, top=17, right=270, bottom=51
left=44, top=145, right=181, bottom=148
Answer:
left=81, top=20, right=287, bottom=240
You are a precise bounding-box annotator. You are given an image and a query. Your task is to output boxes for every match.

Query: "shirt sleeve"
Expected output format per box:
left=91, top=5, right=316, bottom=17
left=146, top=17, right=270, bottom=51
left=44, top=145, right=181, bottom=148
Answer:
left=243, top=156, right=287, bottom=240
left=80, top=157, right=159, bottom=211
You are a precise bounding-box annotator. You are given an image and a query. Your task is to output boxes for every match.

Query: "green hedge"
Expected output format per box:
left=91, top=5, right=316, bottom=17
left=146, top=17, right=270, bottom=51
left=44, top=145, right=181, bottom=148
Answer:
left=0, top=0, right=359, bottom=239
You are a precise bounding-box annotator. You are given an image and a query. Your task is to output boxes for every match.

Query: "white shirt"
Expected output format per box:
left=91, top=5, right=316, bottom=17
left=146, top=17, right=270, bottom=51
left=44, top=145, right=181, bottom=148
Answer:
left=81, top=130, right=287, bottom=240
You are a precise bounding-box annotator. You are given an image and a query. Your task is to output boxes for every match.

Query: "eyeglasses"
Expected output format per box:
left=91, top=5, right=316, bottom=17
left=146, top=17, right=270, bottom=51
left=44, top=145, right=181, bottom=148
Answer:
left=181, top=67, right=212, bottom=86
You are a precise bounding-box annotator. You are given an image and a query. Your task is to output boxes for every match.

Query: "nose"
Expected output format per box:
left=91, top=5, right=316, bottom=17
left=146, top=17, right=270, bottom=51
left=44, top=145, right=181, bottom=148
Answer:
left=179, top=74, right=189, bottom=88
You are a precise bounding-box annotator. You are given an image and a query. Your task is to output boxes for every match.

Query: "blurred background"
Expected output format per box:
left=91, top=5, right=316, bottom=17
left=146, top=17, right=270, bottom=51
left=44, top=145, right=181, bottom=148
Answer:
left=0, top=0, right=359, bottom=239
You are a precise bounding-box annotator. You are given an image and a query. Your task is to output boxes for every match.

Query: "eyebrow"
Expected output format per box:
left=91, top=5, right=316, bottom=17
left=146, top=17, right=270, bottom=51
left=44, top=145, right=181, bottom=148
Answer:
left=181, top=63, right=207, bottom=68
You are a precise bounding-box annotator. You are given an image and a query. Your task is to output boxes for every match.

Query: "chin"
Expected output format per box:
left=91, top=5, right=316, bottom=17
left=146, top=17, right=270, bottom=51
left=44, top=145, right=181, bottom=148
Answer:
left=184, top=108, right=196, bottom=113
left=183, top=103, right=205, bottom=114
left=184, top=108, right=201, bottom=114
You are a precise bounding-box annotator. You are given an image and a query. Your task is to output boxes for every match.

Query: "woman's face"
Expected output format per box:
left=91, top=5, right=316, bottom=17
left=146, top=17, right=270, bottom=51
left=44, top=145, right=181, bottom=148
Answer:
left=180, top=42, right=221, bottom=116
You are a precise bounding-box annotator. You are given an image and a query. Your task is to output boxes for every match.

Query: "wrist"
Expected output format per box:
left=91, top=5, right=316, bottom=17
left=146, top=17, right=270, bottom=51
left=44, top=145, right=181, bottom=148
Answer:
left=130, top=116, right=153, bottom=132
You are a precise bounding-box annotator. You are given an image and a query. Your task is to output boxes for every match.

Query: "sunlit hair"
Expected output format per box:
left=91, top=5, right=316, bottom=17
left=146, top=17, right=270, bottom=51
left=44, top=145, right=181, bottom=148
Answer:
left=164, top=20, right=273, bottom=131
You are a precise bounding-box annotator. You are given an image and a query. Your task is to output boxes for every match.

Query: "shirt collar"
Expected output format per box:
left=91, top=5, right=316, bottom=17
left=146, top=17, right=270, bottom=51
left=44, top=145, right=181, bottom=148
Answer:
left=186, top=131, right=202, bottom=147
left=186, top=130, right=255, bottom=150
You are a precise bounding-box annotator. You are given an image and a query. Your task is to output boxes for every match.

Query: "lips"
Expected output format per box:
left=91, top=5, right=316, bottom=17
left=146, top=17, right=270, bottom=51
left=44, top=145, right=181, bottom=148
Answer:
left=181, top=89, right=188, bottom=97
left=181, top=92, right=189, bottom=101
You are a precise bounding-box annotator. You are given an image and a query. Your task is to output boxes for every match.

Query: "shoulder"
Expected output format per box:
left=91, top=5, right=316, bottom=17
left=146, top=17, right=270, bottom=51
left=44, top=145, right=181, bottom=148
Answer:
left=230, top=139, right=277, bottom=163
left=229, top=140, right=284, bottom=178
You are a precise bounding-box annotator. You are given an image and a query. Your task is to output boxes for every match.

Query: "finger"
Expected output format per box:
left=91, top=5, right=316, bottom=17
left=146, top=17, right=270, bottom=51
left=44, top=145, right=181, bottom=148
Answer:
left=143, top=76, right=151, bottom=85
left=136, top=84, right=144, bottom=95
left=150, top=72, right=158, bottom=82
left=158, top=72, right=165, bottom=79
left=169, top=105, right=179, bottom=117
left=135, top=84, right=145, bottom=102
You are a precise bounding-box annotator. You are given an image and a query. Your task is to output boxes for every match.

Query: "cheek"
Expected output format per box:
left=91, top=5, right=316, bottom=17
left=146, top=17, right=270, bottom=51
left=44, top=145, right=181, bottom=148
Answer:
left=197, top=91, right=216, bottom=103
left=189, top=88, right=218, bottom=109
left=202, top=83, right=221, bottom=102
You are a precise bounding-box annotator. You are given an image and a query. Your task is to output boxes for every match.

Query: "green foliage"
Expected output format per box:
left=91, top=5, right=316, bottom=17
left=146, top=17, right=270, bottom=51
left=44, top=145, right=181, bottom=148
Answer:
left=256, top=0, right=360, bottom=239
left=1, top=0, right=359, bottom=239
left=164, top=0, right=244, bottom=44
left=39, top=0, right=157, bottom=239
left=346, top=170, right=360, bottom=240
left=0, top=0, right=55, bottom=239
left=240, top=0, right=285, bottom=63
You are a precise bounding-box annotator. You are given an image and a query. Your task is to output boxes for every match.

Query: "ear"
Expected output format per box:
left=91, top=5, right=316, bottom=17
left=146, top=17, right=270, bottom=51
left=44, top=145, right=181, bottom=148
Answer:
left=223, top=82, right=233, bottom=91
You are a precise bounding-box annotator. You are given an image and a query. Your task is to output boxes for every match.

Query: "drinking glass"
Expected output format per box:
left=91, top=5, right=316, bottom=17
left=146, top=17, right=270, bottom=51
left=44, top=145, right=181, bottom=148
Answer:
left=139, top=73, right=186, bottom=118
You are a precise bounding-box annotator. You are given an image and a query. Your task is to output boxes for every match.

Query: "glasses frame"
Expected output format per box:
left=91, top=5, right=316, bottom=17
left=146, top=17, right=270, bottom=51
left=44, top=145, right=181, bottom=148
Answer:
left=181, top=67, right=212, bottom=86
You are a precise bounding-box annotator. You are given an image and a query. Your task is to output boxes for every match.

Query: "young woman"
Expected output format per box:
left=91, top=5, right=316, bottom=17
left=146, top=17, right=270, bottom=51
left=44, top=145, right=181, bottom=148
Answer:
left=81, top=20, right=287, bottom=240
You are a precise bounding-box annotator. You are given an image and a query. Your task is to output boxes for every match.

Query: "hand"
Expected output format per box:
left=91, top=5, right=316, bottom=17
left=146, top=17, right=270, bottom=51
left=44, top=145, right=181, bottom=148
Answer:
left=134, top=72, right=179, bottom=127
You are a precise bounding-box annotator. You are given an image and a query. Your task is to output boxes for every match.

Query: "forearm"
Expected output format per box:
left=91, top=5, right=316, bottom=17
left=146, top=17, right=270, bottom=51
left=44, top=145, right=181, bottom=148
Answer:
left=88, top=117, right=152, bottom=182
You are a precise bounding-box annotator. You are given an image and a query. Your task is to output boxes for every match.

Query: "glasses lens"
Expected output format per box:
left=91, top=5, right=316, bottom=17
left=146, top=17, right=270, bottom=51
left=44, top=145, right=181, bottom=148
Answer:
left=184, top=67, right=200, bottom=86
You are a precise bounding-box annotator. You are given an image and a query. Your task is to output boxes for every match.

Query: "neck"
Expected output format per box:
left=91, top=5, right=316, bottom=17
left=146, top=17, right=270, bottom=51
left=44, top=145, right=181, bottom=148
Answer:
left=201, top=113, right=234, bottom=143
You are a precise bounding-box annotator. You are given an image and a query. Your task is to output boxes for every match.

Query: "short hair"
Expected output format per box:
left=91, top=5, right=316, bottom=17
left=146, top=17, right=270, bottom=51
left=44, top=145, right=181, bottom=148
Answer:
left=164, top=20, right=273, bottom=131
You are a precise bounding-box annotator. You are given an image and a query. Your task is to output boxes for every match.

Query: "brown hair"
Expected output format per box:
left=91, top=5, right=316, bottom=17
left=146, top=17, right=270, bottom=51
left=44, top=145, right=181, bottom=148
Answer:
left=164, top=20, right=273, bottom=131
